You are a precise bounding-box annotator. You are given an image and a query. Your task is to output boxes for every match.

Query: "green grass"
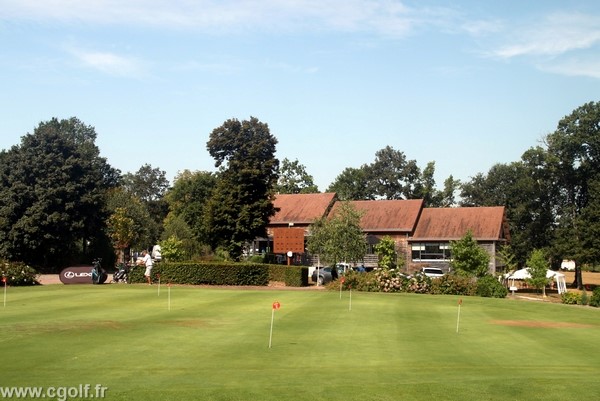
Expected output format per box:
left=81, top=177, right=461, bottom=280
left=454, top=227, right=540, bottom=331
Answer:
left=1, top=285, right=600, bottom=401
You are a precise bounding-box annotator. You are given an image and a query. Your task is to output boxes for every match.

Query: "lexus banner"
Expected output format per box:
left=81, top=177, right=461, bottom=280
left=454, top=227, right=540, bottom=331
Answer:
left=60, top=266, right=93, bottom=284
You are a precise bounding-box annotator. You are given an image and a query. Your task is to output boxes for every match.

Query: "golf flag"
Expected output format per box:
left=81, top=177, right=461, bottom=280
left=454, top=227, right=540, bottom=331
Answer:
left=2, top=276, right=6, bottom=308
left=269, top=301, right=281, bottom=348
left=456, top=298, right=462, bottom=333
left=157, top=273, right=161, bottom=296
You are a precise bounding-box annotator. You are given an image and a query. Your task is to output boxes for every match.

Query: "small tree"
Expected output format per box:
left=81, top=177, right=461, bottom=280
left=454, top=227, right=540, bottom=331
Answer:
left=307, top=202, right=367, bottom=266
left=159, top=236, right=186, bottom=262
left=526, top=249, right=551, bottom=297
left=375, top=236, right=397, bottom=269
left=497, top=244, right=518, bottom=273
left=450, top=231, right=490, bottom=277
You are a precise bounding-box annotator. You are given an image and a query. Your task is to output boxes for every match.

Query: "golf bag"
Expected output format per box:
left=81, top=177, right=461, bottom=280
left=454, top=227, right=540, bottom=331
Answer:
left=112, top=263, right=130, bottom=283
left=91, top=258, right=108, bottom=284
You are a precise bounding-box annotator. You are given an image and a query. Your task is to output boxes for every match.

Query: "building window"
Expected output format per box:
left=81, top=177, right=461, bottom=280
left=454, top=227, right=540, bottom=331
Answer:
left=411, top=243, right=452, bottom=261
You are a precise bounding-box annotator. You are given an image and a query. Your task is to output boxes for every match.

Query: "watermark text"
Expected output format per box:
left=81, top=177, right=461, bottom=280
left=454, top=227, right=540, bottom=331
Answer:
left=0, top=384, right=108, bottom=401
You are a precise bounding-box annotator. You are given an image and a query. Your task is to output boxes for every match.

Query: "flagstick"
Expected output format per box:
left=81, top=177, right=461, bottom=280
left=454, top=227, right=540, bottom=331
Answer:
left=3, top=280, right=6, bottom=308
left=456, top=300, right=462, bottom=334
left=268, top=308, right=275, bottom=349
left=349, top=288, right=352, bottom=311
left=157, top=276, right=161, bottom=296
left=168, top=284, right=171, bottom=311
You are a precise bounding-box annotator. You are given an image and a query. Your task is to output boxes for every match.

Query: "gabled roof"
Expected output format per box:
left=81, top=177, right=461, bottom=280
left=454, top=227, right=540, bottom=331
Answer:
left=270, top=192, right=337, bottom=225
left=331, top=199, right=424, bottom=233
left=411, top=206, right=509, bottom=241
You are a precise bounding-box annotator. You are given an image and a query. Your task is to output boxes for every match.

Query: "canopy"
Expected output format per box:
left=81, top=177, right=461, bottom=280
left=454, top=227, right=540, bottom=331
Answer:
left=505, top=268, right=567, bottom=294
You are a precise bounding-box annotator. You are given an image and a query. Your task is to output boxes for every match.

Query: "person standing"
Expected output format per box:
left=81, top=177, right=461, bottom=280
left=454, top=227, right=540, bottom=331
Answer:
left=138, top=249, right=153, bottom=285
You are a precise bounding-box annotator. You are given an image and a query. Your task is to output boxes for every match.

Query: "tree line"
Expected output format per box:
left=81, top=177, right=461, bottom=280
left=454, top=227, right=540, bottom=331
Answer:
left=1, top=102, right=599, bottom=283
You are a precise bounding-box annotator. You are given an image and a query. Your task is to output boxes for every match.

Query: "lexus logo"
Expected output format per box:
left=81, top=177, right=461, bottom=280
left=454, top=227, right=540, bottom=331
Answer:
left=64, top=271, right=92, bottom=278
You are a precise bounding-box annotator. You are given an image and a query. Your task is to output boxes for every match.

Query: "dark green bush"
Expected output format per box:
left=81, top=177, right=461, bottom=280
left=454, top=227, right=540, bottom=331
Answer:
left=342, top=271, right=381, bottom=292
left=268, top=265, right=287, bottom=283
left=475, top=275, right=508, bottom=298
left=431, top=274, right=477, bottom=296
left=561, top=291, right=582, bottom=305
left=284, top=266, right=308, bottom=287
left=129, top=262, right=269, bottom=286
left=0, top=260, right=39, bottom=286
left=589, top=287, right=600, bottom=307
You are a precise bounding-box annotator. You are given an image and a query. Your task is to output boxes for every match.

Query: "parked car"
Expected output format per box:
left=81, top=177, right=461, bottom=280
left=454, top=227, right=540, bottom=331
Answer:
left=311, top=267, right=333, bottom=285
left=420, top=267, right=445, bottom=278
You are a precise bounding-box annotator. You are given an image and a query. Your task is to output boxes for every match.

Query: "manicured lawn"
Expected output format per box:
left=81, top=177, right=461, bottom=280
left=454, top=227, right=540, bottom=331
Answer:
left=1, top=284, right=599, bottom=400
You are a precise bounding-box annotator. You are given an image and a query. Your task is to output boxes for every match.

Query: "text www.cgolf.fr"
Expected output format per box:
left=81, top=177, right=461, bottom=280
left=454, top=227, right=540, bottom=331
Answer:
left=0, top=384, right=108, bottom=401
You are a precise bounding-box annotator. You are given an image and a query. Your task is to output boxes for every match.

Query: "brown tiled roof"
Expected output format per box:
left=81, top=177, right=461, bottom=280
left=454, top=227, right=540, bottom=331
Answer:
left=331, top=199, right=424, bottom=232
left=270, top=192, right=337, bottom=225
left=411, top=206, right=508, bottom=241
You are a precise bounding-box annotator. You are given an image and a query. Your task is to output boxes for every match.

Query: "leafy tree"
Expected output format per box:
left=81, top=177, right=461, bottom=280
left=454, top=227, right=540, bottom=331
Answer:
left=107, top=207, right=135, bottom=263
left=449, top=231, right=490, bottom=277
left=327, top=166, right=373, bottom=200
left=162, top=214, right=208, bottom=260
left=366, top=146, right=423, bottom=200
left=275, top=158, right=319, bottom=194
left=0, top=117, right=119, bottom=268
left=122, top=164, right=170, bottom=244
left=460, top=157, right=555, bottom=265
left=159, top=236, right=186, bottom=262
left=106, top=188, right=153, bottom=257
left=437, top=175, right=461, bottom=207
left=496, top=244, right=518, bottom=273
left=374, top=235, right=397, bottom=269
left=165, top=170, right=217, bottom=245
left=546, top=101, right=600, bottom=289
left=307, top=201, right=367, bottom=265
left=205, top=117, right=279, bottom=259
left=526, top=249, right=550, bottom=297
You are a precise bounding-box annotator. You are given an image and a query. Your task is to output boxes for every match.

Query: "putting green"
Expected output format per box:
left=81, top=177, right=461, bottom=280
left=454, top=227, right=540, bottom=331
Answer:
left=1, top=285, right=599, bottom=400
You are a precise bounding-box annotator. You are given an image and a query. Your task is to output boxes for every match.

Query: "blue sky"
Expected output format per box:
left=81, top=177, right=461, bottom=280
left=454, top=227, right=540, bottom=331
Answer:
left=1, top=1, right=600, bottom=191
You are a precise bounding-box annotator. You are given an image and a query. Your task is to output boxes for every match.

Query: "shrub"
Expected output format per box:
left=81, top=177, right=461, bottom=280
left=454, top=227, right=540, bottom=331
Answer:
left=343, top=270, right=381, bottom=292
left=374, top=269, right=410, bottom=293
left=406, top=273, right=431, bottom=294
left=0, top=260, right=39, bottom=286
left=561, top=292, right=582, bottom=305
left=284, top=266, right=308, bottom=287
left=431, top=274, right=477, bottom=296
left=129, top=262, right=269, bottom=286
left=589, top=287, right=600, bottom=307
left=581, top=289, right=589, bottom=306
left=475, top=275, right=508, bottom=298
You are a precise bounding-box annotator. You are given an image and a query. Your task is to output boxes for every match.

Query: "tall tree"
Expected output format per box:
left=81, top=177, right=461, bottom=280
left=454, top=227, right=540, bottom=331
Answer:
left=164, top=170, right=217, bottom=245
left=122, top=164, right=170, bottom=244
left=106, top=187, right=153, bottom=257
left=205, top=117, right=279, bottom=259
left=460, top=157, right=554, bottom=265
left=366, top=146, right=423, bottom=200
left=275, top=158, right=319, bottom=194
left=546, top=101, right=600, bottom=288
left=0, top=117, right=119, bottom=268
left=326, top=166, right=373, bottom=200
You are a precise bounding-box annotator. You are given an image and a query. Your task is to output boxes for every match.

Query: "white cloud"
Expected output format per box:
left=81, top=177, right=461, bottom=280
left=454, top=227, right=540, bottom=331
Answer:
left=490, top=12, right=600, bottom=59
left=539, top=58, right=600, bottom=79
left=68, top=48, right=144, bottom=77
left=0, top=0, right=428, bottom=37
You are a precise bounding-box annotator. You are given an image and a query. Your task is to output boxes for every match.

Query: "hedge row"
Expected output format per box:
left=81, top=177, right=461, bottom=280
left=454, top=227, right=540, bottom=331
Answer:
left=128, top=262, right=308, bottom=287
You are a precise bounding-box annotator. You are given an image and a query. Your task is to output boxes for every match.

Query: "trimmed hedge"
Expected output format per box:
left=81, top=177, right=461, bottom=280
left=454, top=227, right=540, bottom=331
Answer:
left=128, top=262, right=308, bottom=287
